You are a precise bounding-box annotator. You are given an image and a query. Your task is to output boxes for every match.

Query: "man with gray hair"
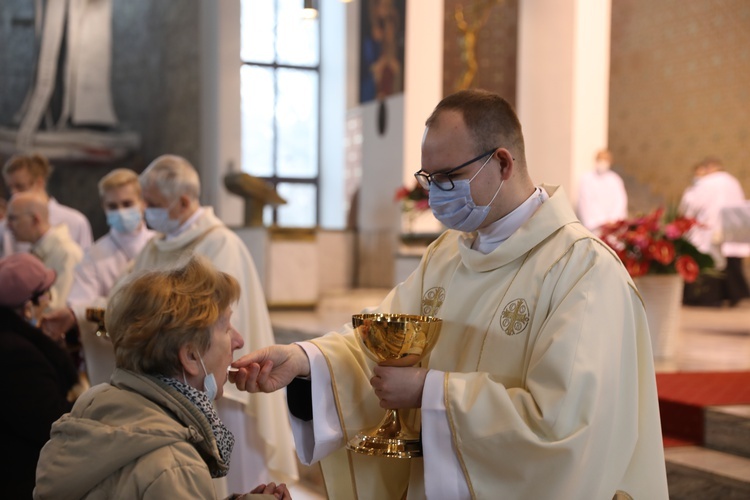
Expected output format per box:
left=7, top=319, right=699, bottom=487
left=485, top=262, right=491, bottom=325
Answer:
left=133, top=154, right=297, bottom=494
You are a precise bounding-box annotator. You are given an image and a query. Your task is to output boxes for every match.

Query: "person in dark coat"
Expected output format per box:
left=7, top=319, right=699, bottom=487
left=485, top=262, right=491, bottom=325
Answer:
left=0, top=253, right=78, bottom=499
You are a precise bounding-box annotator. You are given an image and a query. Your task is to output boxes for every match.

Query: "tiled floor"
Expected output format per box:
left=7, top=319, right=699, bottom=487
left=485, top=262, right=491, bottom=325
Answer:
left=654, top=300, right=750, bottom=373
left=270, top=290, right=750, bottom=498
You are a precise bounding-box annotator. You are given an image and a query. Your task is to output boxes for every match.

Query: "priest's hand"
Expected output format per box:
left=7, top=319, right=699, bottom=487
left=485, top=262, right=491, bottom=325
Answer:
left=371, top=365, right=428, bottom=409
left=231, top=344, right=310, bottom=393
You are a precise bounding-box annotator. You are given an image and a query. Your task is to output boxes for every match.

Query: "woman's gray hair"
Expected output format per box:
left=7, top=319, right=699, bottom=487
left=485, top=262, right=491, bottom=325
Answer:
left=139, top=155, right=201, bottom=202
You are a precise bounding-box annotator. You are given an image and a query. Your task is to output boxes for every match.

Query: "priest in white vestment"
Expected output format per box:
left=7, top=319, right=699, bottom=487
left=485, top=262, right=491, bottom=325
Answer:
left=231, top=90, right=669, bottom=500
left=41, top=169, right=155, bottom=384
left=576, top=149, right=628, bottom=235
left=122, top=155, right=297, bottom=495
left=2, top=154, right=93, bottom=256
left=680, top=157, right=750, bottom=305
left=6, top=192, right=82, bottom=311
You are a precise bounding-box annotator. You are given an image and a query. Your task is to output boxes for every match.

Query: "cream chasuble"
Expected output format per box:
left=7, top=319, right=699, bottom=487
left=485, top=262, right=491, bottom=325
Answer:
left=302, top=185, right=668, bottom=500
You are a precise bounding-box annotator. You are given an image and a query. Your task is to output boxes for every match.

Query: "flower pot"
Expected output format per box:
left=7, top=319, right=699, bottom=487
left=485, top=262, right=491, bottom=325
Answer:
left=634, top=274, right=683, bottom=359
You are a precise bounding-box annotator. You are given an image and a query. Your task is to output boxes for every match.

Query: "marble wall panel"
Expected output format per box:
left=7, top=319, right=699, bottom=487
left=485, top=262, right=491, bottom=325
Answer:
left=610, top=0, right=750, bottom=213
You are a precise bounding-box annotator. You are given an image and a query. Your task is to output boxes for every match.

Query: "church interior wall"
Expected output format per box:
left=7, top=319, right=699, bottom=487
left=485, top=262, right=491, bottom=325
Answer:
left=609, top=0, right=750, bottom=214
left=2, top=0, right=750, bottom=284
left=442, top=0, right=518, bottom=105
left=0, top=0, right=202, bottom=239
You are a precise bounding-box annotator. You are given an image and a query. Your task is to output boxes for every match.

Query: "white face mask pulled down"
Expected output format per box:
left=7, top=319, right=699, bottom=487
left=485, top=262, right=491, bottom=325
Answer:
left=183, top=354, right=219, bottom=401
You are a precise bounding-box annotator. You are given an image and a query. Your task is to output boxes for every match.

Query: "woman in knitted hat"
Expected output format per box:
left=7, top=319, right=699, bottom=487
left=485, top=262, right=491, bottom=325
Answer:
left=0, top=253, right=78, bottom=499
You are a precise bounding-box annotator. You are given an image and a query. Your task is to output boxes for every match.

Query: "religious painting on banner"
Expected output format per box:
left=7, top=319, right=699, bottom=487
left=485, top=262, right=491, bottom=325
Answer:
left=359, top=0, right=407, bottom=104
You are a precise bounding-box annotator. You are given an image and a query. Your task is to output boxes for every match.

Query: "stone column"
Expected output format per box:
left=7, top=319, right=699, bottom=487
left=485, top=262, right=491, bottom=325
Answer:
left=517, top=0, right=612, bottom=203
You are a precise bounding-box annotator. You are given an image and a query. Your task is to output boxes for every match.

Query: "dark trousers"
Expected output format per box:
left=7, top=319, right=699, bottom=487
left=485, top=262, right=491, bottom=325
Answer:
left=723, top=257, right=750, bottom=306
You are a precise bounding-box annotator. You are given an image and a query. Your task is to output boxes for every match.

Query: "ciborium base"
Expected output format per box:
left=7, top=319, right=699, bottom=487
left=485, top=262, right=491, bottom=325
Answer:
left=346, top=409, right=422, bottom=458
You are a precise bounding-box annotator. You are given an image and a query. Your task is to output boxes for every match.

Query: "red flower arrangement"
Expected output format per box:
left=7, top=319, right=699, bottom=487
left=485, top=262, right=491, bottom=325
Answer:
left=394, top=183, right=430, bottom=212
left=599, top=207, right=714, bottom=283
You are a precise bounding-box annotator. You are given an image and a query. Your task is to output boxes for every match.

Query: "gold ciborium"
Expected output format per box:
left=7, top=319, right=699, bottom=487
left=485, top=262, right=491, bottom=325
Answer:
left=347, top=313, right=442, bottom=458
left=85, top=308, right=108, bottom=339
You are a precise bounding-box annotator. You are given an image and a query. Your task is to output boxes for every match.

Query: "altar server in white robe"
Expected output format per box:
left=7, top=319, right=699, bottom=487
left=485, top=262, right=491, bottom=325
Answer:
left=231, top=90, right=669, bottom=500
left=40, top=168, right=155, bottom=384
left=128, top=155, right=297, bottom=494
left=577, top=149, right=628, bottom=235
left=2, top=154, right=93, bottom=256
left=6, top=192, right=83, bottom=311
left=680, top=157, right=750, bottom=305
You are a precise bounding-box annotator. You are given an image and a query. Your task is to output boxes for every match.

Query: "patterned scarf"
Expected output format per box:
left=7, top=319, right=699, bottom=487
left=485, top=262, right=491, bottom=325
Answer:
left=156, top=374, right=234, bottom=477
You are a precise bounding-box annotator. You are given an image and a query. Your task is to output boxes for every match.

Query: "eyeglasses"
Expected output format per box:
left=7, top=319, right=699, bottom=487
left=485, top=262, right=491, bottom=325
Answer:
left=414, top=148, right=499, bottom=191
left=30, top=290, right=49, bottom=306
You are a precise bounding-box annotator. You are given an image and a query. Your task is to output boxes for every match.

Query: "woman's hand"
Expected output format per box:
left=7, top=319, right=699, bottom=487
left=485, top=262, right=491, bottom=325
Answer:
left=249, top=481, right=291, bottom=499
left=40, top=307, right=77, bottom=342
left=230, top=344, right=310, bottom=393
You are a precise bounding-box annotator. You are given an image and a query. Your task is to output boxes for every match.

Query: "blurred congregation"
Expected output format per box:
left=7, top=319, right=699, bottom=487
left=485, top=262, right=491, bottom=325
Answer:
left=2, top=0, right=750, bottom=499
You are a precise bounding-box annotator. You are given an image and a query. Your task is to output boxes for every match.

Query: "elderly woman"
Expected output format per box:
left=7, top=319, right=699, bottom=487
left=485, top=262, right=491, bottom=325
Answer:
left=34, top=256, right=290, bottom=499
left=0, top=254, right=78, bottom=499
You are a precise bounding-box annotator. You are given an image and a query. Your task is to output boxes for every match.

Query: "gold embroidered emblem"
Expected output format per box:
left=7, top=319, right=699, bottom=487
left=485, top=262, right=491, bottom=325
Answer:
left=500, top=299, right=530, bottom=336
left=422, top=287, right=445, bottom=317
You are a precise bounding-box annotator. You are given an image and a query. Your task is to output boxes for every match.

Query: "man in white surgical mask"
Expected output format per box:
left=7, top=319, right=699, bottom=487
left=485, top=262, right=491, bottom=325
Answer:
left=576, top=149, right=628, bottom=235
left=129, top=155, right=297, bottom=496
left=42, top=168, right=155, bottom=383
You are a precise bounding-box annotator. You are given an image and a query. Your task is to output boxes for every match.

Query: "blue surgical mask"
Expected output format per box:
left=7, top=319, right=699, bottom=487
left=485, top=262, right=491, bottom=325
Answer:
left=198, top=354, right=218, bottom=401
left=429, top=154, right=503, bottom=232
left=145, top=205, right=181, bottom=235
left=106, top=207, right=143, bottom=234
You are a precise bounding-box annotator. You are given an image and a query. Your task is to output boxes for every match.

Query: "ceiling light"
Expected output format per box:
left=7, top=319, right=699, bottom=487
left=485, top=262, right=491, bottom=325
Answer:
left=303, top=0, right=318, bottom=19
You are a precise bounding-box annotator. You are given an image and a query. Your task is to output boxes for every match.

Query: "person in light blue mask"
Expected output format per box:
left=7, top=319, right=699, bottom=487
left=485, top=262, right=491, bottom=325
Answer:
left=230, top=89, right=669, bottom=500
left=41, top=168, right=155, bottom=385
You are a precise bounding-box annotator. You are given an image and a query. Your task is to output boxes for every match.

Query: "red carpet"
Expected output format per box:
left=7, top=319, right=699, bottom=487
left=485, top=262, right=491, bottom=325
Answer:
left=656, top=371, right=750, bottom=446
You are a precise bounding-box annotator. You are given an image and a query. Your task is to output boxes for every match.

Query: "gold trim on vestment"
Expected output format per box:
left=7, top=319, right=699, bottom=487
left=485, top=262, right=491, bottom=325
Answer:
left=444, top=371, right=476, bottom=499
left=309, top=339, right=360, bottom=500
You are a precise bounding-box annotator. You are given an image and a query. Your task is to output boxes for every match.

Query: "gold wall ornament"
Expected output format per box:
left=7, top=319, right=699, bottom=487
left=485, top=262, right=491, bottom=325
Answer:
left=500, top=298, right=530, bottom=335
left=454, top=0, right=504, bottom=91
left=421, top=286, right=446, bottom=316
